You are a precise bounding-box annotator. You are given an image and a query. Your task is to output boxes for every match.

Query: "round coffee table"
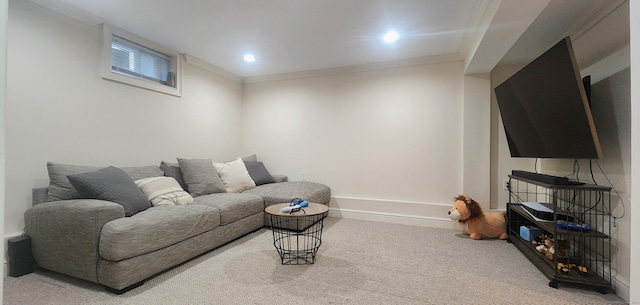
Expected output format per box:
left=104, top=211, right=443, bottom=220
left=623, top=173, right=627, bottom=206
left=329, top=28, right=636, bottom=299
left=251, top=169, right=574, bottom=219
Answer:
left=264, top=202, right=329, bottom=265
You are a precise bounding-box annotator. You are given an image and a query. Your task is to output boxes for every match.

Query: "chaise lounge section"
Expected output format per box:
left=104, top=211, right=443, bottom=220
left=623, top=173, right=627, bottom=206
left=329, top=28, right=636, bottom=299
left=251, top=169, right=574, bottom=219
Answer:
left=24, top=159, right=330, bottom=293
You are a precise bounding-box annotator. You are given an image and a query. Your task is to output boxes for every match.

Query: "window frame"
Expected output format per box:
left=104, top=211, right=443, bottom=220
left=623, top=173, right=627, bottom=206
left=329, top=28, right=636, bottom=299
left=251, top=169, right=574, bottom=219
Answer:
left=101, top=24, right=183, bottom=97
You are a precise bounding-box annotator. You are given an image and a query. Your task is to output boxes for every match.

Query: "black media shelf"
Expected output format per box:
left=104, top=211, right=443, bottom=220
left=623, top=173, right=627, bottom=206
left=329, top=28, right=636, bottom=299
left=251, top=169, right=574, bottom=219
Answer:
left=507, top=175, right=612, bottom=293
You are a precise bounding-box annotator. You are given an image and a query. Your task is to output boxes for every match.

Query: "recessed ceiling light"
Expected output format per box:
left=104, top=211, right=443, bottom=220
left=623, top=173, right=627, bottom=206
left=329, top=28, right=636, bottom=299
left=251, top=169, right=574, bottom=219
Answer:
left=383, top=31, right=399, bottom=43
left=244, top=54, right=256, bottom=63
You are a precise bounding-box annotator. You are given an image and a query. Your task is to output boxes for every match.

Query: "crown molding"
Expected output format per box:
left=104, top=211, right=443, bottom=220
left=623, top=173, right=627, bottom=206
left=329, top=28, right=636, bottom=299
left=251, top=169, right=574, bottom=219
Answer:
left=183, top=55, right=243, bottom=83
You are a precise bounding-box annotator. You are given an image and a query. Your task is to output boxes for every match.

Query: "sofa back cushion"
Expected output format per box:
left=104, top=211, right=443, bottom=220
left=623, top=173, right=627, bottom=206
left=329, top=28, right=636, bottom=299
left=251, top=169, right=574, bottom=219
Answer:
left=159, top=161, right=188, bottom=191
left=47, top=162, right=163, bottom=201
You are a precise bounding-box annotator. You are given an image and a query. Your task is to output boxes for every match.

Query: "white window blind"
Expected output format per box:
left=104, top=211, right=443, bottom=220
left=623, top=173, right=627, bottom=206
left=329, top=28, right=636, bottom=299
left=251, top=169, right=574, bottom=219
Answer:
left=111, top=35, right=173, bottom=86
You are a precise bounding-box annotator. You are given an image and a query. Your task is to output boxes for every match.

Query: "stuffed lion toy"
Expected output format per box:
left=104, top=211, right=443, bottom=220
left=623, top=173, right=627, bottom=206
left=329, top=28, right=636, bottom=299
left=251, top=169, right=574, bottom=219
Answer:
left=448, top=195, right=507, bottom=240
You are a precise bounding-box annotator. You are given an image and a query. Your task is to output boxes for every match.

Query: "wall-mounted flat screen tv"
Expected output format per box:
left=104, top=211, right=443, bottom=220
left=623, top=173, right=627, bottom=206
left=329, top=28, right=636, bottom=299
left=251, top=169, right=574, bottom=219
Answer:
left=494, top=37, right=602, bottom=159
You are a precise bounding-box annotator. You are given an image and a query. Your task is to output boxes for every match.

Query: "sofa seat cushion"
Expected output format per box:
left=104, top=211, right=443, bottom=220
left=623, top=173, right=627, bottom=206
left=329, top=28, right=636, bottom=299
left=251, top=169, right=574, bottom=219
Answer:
left=99, top=205, right=220, bottom=261
left=242, top=181, right=331, bottom=207
left=193, top=193, right=264, bottom=225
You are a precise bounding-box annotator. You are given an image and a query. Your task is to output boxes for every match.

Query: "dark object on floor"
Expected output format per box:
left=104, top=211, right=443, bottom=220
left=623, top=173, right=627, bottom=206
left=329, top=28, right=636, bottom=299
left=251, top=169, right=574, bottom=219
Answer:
left=8, top=235, right=35, bottom=277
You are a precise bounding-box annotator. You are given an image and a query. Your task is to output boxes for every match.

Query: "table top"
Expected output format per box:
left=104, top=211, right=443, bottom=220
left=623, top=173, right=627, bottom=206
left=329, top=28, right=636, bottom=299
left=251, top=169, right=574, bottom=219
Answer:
left=264, top=202, right=329, bottom=217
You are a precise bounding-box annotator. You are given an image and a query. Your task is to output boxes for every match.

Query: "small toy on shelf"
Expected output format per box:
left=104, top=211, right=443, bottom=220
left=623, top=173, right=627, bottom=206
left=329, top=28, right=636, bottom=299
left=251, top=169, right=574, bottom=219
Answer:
left=577, top=265, right=588, bottom=275
left=556, top=262, right=588, bottom=276
left=535, top=233, right=570, bottom=261
left=557, top=263, right=570, bottom=274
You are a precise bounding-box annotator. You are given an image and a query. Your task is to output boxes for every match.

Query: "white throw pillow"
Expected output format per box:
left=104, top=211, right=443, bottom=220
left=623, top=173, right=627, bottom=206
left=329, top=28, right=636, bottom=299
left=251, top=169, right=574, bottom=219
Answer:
left=135, top=177, right=194, bottom=206
left=212, top=157, right=256, bottom=193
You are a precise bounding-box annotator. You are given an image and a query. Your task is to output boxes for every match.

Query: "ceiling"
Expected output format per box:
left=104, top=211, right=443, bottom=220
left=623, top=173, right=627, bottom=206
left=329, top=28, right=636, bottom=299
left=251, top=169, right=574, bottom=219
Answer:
left=28, top=0, right=624, bottom=79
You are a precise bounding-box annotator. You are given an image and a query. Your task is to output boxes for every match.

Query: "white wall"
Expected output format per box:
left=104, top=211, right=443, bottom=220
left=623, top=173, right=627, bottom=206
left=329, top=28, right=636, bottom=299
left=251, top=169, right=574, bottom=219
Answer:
left=462, top=74, right=491, bottom=208
left=5, top=1, right=244, bottom=236
left=241, top=61, right=465, bottom=227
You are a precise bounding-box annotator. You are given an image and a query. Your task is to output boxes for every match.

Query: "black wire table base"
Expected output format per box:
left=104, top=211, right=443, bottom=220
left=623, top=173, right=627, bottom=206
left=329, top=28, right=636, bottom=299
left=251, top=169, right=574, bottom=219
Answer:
left=270, top=212, right=327, bottom=265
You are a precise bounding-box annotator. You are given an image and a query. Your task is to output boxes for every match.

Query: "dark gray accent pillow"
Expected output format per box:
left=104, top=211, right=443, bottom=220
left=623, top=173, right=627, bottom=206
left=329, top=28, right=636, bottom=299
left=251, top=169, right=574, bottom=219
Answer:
left=67, top=166, right=152, bottom=217
left=177, top=158, right=226, bottom=196
left=243, top=161, right=276, bottom=186
left=159, top=161, right=187, bottom=191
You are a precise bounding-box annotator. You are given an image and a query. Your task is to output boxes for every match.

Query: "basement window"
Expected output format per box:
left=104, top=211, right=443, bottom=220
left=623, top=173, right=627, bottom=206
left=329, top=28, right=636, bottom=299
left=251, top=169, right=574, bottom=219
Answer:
left=102, top=24, right=182, bottom=97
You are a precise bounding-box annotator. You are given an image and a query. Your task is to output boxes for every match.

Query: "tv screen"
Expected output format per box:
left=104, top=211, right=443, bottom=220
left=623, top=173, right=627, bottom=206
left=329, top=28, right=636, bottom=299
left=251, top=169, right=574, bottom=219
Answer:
left=494, top=37, right=602, bottom=159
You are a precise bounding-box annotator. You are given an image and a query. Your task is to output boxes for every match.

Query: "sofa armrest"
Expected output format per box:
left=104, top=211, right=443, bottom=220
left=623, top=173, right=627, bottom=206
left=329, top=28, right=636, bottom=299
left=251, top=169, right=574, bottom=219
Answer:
left=32, top=187, right=49, bottom=206
left=24, top=199, right=125, bottom=283
left=271, top=174, right=288, bottom=183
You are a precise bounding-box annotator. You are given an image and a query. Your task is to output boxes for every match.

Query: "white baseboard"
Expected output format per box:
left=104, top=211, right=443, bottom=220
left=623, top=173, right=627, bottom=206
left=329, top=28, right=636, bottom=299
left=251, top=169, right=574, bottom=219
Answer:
left=328, top=208, right=455, bottom=229
left=611, top=272, right=630, bottom=303
left=328, top=196, right=456, bottom=230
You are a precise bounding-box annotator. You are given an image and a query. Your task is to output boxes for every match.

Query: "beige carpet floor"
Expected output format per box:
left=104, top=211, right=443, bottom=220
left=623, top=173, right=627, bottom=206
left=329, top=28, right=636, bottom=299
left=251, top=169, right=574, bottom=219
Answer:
left=3, top=217, right=628, bottom=304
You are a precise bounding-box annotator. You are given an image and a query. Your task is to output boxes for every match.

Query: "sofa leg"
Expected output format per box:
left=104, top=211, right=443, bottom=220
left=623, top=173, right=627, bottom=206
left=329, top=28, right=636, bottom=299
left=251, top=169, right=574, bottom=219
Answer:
left=104, top=281, right=145, bottom=294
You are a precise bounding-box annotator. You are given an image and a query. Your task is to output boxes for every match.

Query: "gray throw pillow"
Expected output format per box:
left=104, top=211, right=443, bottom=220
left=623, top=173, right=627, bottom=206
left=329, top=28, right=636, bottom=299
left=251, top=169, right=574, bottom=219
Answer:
left=243, top=161, right=276, bottom=186
left=177, top=158, right=227, bottom=196
left=67, top=166, right=152, bottom=217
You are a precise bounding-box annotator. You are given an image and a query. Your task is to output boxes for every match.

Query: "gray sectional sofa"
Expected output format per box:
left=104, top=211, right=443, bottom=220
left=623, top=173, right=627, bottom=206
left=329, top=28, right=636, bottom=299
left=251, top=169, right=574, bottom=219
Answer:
left=24, top=159, right=330, bottom=293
